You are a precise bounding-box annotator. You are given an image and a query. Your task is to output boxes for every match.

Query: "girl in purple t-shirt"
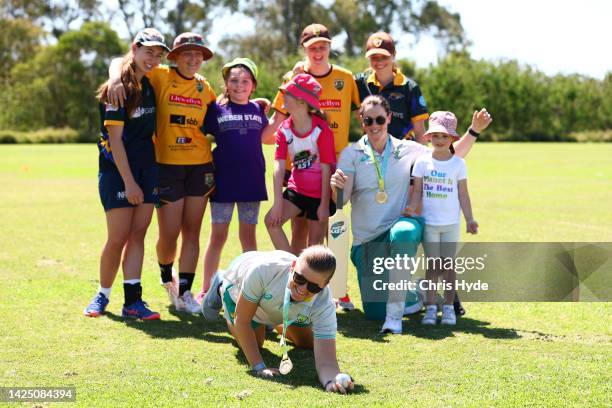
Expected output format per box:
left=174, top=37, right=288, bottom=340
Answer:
left=198, top=58, right=279, bottom=300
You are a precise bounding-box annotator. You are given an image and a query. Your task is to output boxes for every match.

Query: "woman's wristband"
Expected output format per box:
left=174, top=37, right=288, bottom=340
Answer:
left=252, top=361, right=266, bottom=372
left=468, top=127, right=480, bottom=137
left=323, top=379, right=334, bottom=390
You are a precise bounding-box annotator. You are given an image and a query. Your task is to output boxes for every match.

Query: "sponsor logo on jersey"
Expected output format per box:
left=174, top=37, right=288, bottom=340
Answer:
left=169, top=94, right=202, bottom=107
left=388, top=92, right=405, bottom=101
left=295, top=313, right=310, bottom=324
left=329, top=121, right=339, bottom=129
left=419, top=95, right=427, bottom=107
left=197, top=81, right=203, bottom=92
left=131, top=106, right=155, bottom=118
left=334, top=79, right=344, bottom=90
left=170, top=114, right=198, bottom=126
left=176, top=137, right=192, bottom=144
left=204, top=173, right=214, bottom=187
left=320, top=99, right=341, bottom=109
left=105, top=104, right=119, bottom=112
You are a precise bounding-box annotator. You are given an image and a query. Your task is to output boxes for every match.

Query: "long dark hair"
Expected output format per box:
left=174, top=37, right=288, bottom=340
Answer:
left=97, top=49, right=142, bottom=116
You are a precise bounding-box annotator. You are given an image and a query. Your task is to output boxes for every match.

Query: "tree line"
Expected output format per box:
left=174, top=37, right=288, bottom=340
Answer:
left=1, top=0, right=610, bottom=142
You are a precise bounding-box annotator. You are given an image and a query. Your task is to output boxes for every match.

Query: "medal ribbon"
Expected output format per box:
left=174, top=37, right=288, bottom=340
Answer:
left=366, top=136, right=391, bottom=192
left=280, top=286, right=292, bottom=357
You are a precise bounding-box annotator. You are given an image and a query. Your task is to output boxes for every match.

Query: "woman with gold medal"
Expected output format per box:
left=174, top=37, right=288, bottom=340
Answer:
left=331, top=95, right=492, bottom=334
left=201, top=245, right=354, bottom=393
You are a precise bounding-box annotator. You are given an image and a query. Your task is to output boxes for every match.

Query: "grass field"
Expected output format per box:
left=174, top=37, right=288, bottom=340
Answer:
left=0, top=143, right=610, bottom=407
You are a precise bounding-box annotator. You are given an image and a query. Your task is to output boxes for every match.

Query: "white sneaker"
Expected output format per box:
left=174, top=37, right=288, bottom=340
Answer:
left=176, top=290, right=200, bottom=314
left=441, top=305, right=456, bottom=325
left=421, top=305, right=438, bottom=325
left=380, top=316, right=402, bottom=334
left=160, top=271, right=178, bottom=307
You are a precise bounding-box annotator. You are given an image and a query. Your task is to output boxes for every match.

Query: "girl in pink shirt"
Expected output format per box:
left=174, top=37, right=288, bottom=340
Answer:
left=265, top=74, right=336, bottom=251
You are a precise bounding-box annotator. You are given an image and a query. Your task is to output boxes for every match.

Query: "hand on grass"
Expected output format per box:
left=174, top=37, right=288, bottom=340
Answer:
left=256, top=367, right=280, bottom=378
left=325, top=373, right=354, bottom=394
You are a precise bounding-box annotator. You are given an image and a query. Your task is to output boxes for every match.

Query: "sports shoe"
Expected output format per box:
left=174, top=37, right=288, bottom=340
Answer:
left=201, top=271, right=223, bottom=320
left=380, top=316, right=402, bottom=334
left=160, top=270, right=179, bottom=308
left=403, top=288, right=424, bottom=315
left=338, top=295, right=355, bottom=311
left=441, top=304, right=456, bottom=325
left=84, top=292, right=109, bottom=317
left=122, top=299, right=160, bottom=320
left=176, top=290, right=201, bottom=314
left=195, top=290, right=206, bottom=305
left=421, top=305, right=438, bottom=325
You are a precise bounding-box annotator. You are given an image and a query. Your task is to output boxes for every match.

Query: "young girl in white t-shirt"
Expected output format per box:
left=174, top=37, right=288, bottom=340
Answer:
left=405, top=111, right=478, bottom=326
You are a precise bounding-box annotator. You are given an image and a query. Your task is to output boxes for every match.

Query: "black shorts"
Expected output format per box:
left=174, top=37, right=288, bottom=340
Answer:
left=283, top=188, right=336, bottom=221
left=98, top=166, right=159, bottom=212
left=157, top=163, right=215, bottom=205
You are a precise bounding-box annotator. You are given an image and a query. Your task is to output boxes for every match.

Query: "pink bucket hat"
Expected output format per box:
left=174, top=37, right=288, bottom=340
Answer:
left=280, top=73, right=322, bottom=111
left=424, top=111, right=460, bottom=139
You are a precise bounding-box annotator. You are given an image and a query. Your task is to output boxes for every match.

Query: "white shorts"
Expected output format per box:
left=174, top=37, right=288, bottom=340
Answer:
left=422, top=223, right=460, bottom=259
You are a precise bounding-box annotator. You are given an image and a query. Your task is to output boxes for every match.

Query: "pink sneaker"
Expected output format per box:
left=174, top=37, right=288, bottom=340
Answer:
left=196, top=290, right=206, bottom=305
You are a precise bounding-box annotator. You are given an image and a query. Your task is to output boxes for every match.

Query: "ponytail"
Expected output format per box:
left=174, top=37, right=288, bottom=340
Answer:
left=97, top=50, right=142, bottom=116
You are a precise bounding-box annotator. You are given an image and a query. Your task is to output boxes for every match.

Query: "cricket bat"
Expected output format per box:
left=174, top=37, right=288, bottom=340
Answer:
left=327, top=188, right=349, bottom=298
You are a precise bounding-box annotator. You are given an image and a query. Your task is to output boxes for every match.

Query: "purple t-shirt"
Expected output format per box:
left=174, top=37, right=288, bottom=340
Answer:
left=204, top=101, right=269, bottom=202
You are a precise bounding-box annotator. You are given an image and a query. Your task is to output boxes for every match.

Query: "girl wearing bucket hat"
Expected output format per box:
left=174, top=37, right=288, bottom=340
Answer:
left=105, top=32, right=217, bottom=314
left=331, top=96, right=491, bottom=333
left=196, top=58, right=281, bottom=301
left=270, top=23, right=361, bottom=311
left=85, top=28, right=170, bottom=320
left=355, top=32, right=429, bottom=144
left=265, top=74, right=337, bottom=252
left=405, top=111, right=478, bottom=326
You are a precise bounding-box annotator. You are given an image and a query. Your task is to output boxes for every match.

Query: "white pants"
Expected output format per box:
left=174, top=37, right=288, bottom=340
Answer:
left=423, top=223, right=460, bottom=260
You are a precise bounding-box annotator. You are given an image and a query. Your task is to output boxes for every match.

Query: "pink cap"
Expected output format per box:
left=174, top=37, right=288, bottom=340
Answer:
left=423, top=111, right=460, bottom=139
left=280, top=73, right=322, bottom=111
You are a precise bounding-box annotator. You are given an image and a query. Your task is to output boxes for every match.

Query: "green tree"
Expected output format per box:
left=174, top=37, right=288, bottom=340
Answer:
left=1, top=22, right=124, bottom=139
left=220, top=0, right=467, bottom=59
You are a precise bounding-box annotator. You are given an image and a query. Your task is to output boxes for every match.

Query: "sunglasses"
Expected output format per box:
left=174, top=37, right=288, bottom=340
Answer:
left=362, top=115, right=386, bottom=126
left=292, top=270, right=324, bottom=294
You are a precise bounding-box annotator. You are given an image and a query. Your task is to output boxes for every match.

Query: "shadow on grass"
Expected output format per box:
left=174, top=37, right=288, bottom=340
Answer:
left=105, top=309, right=233, bottom=343
left=234, top=347, right=369, bottom=395
left=336, top=309, right=391, bottom=343
left=403, top=314, right=522, bottom=340
left=334, top=309, right=522, bottom=341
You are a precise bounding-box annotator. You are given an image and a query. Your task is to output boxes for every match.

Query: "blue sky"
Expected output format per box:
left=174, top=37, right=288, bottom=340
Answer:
left=208, top=0, right=611, bottom=79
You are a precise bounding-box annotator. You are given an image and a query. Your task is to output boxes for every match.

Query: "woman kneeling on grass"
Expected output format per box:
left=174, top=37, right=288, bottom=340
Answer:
left=84, top=28, right=170, bottom=320
left=201, top=246, right=355, bottom=393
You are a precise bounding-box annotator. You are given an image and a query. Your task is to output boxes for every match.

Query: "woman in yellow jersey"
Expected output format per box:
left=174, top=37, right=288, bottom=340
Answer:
left=107, top=33, right=216, bottom=314
left=269, top=24, right=361, bottom=311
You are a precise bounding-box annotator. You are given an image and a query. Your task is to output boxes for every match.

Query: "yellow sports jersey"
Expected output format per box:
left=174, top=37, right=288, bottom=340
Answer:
left=147, top=65, right=216, bottom=165
left=272, top=65, right=360, bottom=156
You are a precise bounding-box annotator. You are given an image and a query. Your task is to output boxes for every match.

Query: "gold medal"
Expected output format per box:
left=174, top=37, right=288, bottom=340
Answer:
left=279, top=356, right=293, bottom=375
left=375, top=190, right=388, bottom=204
